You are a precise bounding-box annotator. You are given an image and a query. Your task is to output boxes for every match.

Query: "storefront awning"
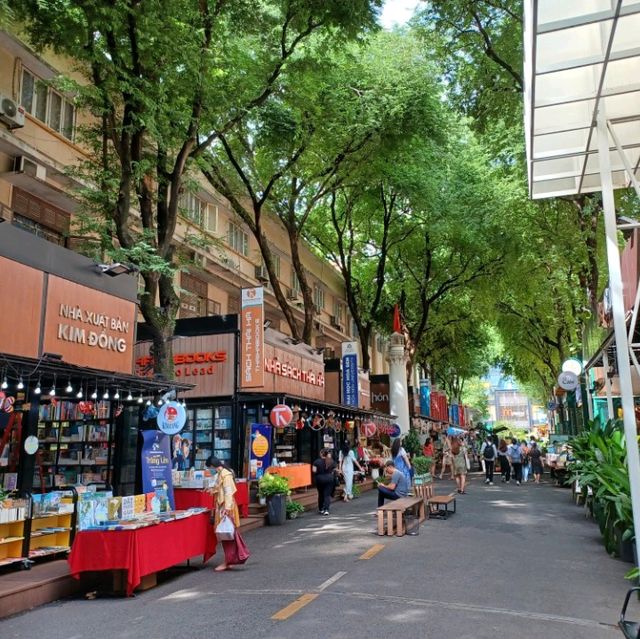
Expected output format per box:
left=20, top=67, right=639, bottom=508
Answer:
left=525, top=0, right=640, bottom=199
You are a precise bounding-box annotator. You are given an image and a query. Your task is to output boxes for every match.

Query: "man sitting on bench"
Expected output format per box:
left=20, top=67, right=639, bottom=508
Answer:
left=378, top=460, right=409, bottom=507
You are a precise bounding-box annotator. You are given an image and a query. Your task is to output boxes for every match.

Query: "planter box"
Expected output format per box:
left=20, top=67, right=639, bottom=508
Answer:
left=414, top=474, right=432, bottom=486
left=267, top=494, right=286, bottom=526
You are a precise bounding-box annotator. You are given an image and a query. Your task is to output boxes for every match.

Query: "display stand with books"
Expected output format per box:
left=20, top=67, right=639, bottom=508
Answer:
left=27, top=489, right=77, bottom=561
left=0, top=495, right=30, bottom=569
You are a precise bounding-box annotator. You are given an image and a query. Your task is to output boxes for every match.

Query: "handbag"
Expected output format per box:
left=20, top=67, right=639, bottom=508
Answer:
left=215, top=515, right=235, bottom=541
left=464, top=453, right=471, bottom=471
left=223, top=530, right=251, bottom=565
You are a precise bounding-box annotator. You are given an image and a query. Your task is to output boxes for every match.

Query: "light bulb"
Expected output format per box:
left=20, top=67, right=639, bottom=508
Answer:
left=157, top=399, right=164, bottom=406
left=103, top=390, right=109, bottom=399
left=76, top=389, right=83, bottom=399
left=114, top=390, right=120, bottom=400
left=145, top=399, right=151, bottom=406
left=126, top=391, right=133, bottom=401
left=17, top=378, right=24, bottom=390
left=137, top=394, right=143, bottom=404
left=49, top=386, right=56, bottom=396
left=1, top=378, right=7, bottom=390
left=34, top=379, right=41, bottom=395
left=91, top=389, right=98, bottom=399
left=65, top=381, right=73, bottom=393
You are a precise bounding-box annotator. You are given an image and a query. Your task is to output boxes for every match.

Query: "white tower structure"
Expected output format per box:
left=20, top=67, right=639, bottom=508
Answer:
left=387, top=332, right=410, bottom=434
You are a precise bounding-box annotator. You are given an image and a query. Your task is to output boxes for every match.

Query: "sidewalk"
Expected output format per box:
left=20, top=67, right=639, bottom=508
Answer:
left=0, top=475, right=632, bottom=638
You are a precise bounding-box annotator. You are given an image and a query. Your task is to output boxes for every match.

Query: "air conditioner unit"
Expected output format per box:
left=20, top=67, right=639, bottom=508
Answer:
left=255, top=264, right=269, bottom=283
left=287, top=288, right=300, bottom=301
left=14, top=155, right=46, bottom=181
left=0, top=95, right=25, bottom=129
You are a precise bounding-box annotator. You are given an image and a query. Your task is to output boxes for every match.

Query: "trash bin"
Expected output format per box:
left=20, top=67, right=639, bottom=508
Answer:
left=404, top=512, right=420, bottom=536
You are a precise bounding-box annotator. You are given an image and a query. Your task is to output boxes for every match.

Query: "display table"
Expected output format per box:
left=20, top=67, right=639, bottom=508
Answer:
left=266, top=464, right=312, bottom=490
left=174, top=481, right=249, bottom=518
left=68, top=512, right=216, bottom=596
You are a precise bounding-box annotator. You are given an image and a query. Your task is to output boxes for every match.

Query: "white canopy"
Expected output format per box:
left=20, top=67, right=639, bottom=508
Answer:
left=524, top=0, right=640, bottom=199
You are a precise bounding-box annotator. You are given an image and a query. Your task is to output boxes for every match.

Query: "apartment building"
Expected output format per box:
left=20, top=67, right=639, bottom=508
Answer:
left=0, top=29, right=388, bottom=377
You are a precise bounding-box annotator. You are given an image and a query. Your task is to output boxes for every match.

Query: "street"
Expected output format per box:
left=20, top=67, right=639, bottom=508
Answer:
left=0, top=476, right=631, bottom=638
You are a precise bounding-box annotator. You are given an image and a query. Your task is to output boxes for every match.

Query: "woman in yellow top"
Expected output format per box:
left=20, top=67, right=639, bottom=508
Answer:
left=206, top=456, right=248, bottom=571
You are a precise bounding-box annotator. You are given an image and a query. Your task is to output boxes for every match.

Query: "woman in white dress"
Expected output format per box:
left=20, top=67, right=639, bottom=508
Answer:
left=339, top=443, right=364, bottom=501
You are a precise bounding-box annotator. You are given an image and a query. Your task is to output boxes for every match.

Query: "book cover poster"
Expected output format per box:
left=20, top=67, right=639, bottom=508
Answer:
left=78, top=500, right=95, bottom=530
left=134, top=494, right=146, bottom=514
left=107, top=497, right=122, bottom=520
left=121, top=495, right=135, bottom=519
left=141, top=430, right=175, bottom=509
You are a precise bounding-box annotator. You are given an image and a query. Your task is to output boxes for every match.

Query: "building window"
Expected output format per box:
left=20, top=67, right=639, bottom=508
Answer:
left=333, top=299, right=344, bottom=323
left=12, top=214, right=65, bottom=246
left=228, top=221, right=248, bottom=256
left=179, top=192, right=218, bottom=232
left=376, top=335, right=386, bottom=353
left=21, top=69, right=76, bottom=141
left=291, top=270, right=301, bottom=295
left=272, top=254, right=281, bottom=279
left=313, top=285, right=325, bottom=311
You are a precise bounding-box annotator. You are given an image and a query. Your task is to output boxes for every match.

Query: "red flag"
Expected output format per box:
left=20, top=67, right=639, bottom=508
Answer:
left=393, top=304, right=401, bottom=333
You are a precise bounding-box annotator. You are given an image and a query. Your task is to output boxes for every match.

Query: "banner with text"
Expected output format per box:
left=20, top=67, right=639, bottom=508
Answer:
left=341, top=341, right=359, bottom=407
left=141, top=430, right=175, bottom=509
left=249, top=423, right=272, bottom=480
left=419, top=379, right=430, bottom=417
left=240, top=287, right=264, bottom=388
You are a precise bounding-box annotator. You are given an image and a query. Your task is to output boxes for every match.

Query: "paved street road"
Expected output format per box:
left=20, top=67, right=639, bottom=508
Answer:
left=1, top=476, right=633, bottom=638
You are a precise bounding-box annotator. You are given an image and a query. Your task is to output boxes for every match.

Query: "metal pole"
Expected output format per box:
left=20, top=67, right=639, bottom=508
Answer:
left=597, top=108, right=640, bottom=566
left=602, top=349, right=615, bottom=419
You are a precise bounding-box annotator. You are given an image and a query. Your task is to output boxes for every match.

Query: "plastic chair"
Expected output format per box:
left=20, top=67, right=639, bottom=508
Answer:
left=619, top=587, right=640, bottom=638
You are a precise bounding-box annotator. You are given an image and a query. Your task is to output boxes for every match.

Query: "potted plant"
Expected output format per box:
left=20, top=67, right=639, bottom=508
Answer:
left=258, top=473, right=290, bottom=526
left=286, top=499, right=305, bottom=520
left=351, top=484, right=361, bottom=499
left=412, top=456, right=432, bottom=485
left=369, top=457, right=383, bottom=480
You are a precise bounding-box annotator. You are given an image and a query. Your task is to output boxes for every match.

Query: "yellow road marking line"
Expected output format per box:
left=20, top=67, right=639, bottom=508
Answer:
left=271, top=593, right=319, bottom=620
left=359, top=543, right=385, bottom=560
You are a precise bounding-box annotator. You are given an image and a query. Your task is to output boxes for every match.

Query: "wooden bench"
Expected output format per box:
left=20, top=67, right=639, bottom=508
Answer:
left=376, top=496, right=425, bottom=537
left=427, top=493, right=457, bottom=519
left=414, top=483, right=434, bottom=504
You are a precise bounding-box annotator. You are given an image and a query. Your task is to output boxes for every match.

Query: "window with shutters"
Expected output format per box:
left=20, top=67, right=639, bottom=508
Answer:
left=20, top=69, right=76, bottom=141
left=227, top=221, right=248, bottom=256
left=333, top=299, right=344, bottom=323
left=290, top=270, right=301, bottom=295
left=11, top=187, right=70, bottom=245
left=313, top=284, right=325, bottom=311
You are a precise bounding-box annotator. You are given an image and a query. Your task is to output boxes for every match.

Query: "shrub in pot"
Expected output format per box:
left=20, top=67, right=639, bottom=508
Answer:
left=286, top=499, right=305, bottom=520
left=258, top=473, right=290, bottom=526
left=412, top=456, right=432, bottom=485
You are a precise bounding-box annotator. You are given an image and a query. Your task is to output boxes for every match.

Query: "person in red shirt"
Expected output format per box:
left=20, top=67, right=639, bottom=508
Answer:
left=422, top=438, right=435, bottom=476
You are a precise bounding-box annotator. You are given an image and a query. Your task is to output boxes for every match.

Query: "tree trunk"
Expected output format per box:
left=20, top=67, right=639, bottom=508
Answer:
left=287, top=226, right=314, bottom=344
left=359, top=324, right=372, bottom=372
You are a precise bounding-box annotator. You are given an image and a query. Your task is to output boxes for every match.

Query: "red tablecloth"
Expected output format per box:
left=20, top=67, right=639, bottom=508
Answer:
left=174, top=482, right=249, bottom=518
left=68, top=512, right=216, bottom=596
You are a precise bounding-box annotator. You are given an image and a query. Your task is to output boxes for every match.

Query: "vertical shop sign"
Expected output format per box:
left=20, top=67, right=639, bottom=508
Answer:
left=249, top=423, right=272, bottom=480
left=241, top=287, right=264, bottom=388
left=451, top=403, right=460, bottom=425
left=341, top=341, right=359, bottom=407
left=141, top=430, right=175, bottom=509
left=419, top=379, right=430, bottom=417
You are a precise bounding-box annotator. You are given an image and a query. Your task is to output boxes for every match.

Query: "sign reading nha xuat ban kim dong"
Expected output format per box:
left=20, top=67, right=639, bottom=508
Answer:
left=241, top=287, right=265, bottom=389
left=342, top=341, right=359, bottom=407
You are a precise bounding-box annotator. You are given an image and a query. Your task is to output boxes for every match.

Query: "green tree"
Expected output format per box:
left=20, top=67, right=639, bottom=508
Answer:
left=16, top=0, right=381, bottom=376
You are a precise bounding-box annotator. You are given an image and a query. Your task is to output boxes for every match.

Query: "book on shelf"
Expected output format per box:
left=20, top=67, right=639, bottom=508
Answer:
left=2, top=473, right=17, bottom=491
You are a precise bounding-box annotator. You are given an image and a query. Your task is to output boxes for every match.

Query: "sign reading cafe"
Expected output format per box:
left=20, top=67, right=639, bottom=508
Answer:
left=57, top=304, right=131, bottom=353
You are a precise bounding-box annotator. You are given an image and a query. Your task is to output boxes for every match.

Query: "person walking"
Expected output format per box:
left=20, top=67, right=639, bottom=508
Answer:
left=312, top=448, right=336, bottom=515
left=451, top=437, right=468, bottom=494
left=377, top=460, right=410, bottom=506
left=391, top=437, right=413, bottom=485
left=521, top=440, right=531, bottom=482
left=339, top=442, right=364, bottom=502
left=508, top=438, right=524, bottom=485
left=206, top=456, right=250, bottom=572
left=439, top=435, right=454, bottom=481
left=480, top=435, right=497, bottom=485
left=530, top=442, right=544, bottom=483
left=423, top=437, right=436, bottom=476
left=497, top=439, right=511, bottom=483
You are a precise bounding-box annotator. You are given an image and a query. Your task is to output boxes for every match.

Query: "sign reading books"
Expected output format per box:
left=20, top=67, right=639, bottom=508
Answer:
left=241, top=287, right=265, bottom=388
left=341, top=341, right=359, bottom=407
left=249, top=423, right=272, bottom=480
left=156, top=401, right=186, bottom=435
left=141, top=430, right=175, bottom=509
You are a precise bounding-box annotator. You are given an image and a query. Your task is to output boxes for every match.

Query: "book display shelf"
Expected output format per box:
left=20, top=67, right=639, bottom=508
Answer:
left=36, top=400, right=114, bottom=489
left=190, top=405, right=233, bottom=470
left=0, top=496, right=30, bottom=569
left=27, top=490, right=77, bottom=561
